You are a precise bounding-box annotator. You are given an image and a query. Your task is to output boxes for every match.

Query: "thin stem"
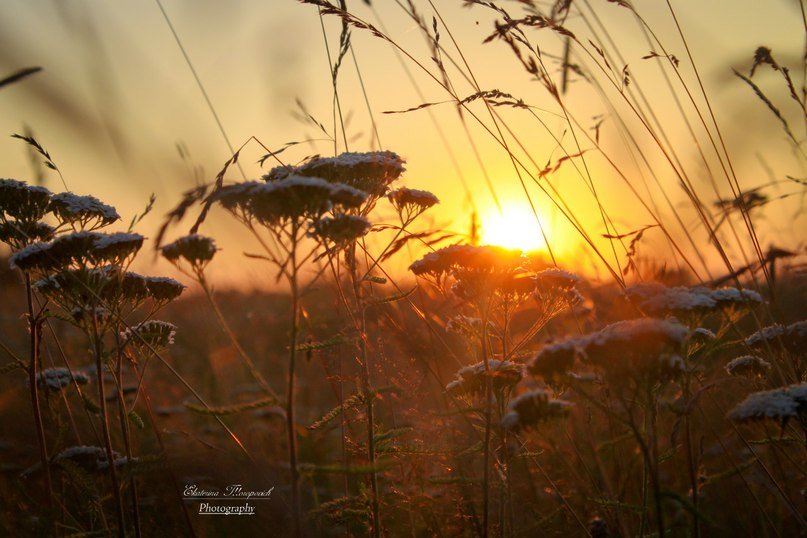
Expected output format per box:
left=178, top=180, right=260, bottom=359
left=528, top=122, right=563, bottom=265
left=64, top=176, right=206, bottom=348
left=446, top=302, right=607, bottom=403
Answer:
left=91, top=312, right=125, bottom=538
left=351, top=245, right=381, bottom=538
left=25, top=273, right=53, bottom=520
left=287, top=223, right=302, bottom=538
left=114, top=329, right=141, bottom=538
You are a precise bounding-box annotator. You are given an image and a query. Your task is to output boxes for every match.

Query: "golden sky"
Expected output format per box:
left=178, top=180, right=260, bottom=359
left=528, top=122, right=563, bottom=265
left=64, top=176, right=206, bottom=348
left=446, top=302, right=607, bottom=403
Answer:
left=0, top=0, right=804, bottom=287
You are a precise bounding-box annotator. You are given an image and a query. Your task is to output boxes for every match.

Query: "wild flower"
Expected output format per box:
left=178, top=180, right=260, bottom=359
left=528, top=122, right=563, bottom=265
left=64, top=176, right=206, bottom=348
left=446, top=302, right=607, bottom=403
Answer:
left=445, top=314, right=493, bottom=339
left=48, top=192, right=120, bottom=228
left=9, top=232, right=143, bottom=272
left=691, top=327, right=716, bottom=343
left=91, top=232, right=144, bottom=265
left=727, top=383, right=807, bottom=425
left=534, top=268, right=580, bottom=291
left=582, top=318, right=688, bottom=382
left=161, top=234, right=218, bottom=271
left=625, top=283, right=763, bottom=318
left=501, top=389, right=572, bottom=431
left=71, top=305, right=111, bottom=326
left=143, top=276, right=186, bottom=304
left=710, top=287, right=764, bottom=308
left=725, top=355, right=771, bottom=378
left=265, top=151, right=405, bottom=197
left=121, top=320, right=177, bottom=350
left=410, top=244, right=525, bottom=299
left=387, top=187, right=439, bottom=224
left=530, top=318, right=689, bottom=385
left=746, top=320, right=807, bottom=354
left=36, top=367, right=90, bottom=391
left=53, top=446, right=131, bottom=473
left=0, top=179, right=51, bottom=222
left=528, top=339, right=580, bottom=380
left=0, top=220, right=54, bottom=248
left=445, top=359, right=522, bottom=396
left=310, top=214, right=371, bottom=246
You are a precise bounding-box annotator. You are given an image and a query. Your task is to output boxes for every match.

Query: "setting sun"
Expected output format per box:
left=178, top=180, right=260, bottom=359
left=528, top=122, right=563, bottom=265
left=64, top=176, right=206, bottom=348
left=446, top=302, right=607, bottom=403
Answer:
left=480, top=206, right=549, bottom=253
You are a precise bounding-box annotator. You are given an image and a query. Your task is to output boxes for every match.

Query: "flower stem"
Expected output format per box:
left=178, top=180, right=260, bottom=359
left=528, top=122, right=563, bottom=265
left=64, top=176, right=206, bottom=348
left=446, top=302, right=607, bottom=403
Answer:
left=287, top=227, right=302, bottom=538
left=25, top=273, right=53, bottom=520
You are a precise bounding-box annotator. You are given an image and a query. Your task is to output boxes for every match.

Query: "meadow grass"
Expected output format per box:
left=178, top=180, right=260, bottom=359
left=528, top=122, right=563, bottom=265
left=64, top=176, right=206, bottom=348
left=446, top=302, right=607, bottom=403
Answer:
left=0, top=0, right=805, bottom=536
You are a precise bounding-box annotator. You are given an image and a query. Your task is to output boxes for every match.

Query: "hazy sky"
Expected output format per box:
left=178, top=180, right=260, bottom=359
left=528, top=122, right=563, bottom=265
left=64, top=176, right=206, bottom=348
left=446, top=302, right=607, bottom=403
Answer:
left=0, top=0, right=804, bottom=285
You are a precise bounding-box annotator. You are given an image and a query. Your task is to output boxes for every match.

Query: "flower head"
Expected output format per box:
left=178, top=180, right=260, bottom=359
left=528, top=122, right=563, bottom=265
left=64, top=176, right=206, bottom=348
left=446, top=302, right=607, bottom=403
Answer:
left=445, top=359, right=522, bottom=396
left=0, top=179, right=51, bottom=222
left=162, top=234, right=218, bottom=270
left=49, top=192, right=120, bottom=229
left=36, top=367, right=90, bottom=391
left=121, top=320, right=177, bottom=350
left=387, top=187, right=439, bottom=222
left=746, top=320, right=807, bottom=354
left=144, top=276, right=186, bottom=303
left=0, top=220, right=55, bottom=248
left=528, top=339, right=580, bottom=381
left=265, top=151, right=405, bottom=198
left=310, top=214, right=371, bottom=246
left=727, top=383, right=807, bottom=425
left=725, top=355, right=771, bottom=378
left=501, top=389, right=572, bottom=432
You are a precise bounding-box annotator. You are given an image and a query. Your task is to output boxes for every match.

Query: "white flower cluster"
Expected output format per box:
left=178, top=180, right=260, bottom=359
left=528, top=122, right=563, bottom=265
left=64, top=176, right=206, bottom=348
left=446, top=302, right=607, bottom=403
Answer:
left=501, top=389, right=573, bottom=431
left=121, top=320, right=177, bottom=349
left=49, top=192, right=120, bottom=225
left=625, top=283, right=763, bottom=316
left=725, top=355, right=771, bottom=378
left=728, top=383, right=807, bottom=424
left=445, top=359, right=522, bottom=396
left=53, top=445, right=131, bottom=472
left=36, top=367, right=90, bottom=391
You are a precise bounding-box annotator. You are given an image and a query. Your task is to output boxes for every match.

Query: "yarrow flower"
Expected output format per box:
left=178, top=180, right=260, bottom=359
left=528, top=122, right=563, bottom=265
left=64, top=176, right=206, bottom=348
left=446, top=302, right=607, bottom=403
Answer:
left=0, top=179, right=51, bottom=222
left=725, top=355, right=771, bottom=378
left=527, top=318, right=689, bottom=385
left=745, top=320, right=807, bottom=354
left=501, top=389, right=572, bottom=431
left=534, top=268, right=580, bottom=291
left=36, top=367, right=90, bottom=391
left=143, top=276, right=186, bottom=303
left=213, top=176, right=368, bottom=225
left=121, top=320, right=177, bottom=350
left=310, top=214, right=371, bottom=246
left=528, top=339, right=580, bottom=381
left=52, top=446, right=132, bottom=473
left=9, top=232, right=143, bottom=272
left=265, top=151, right=405, bottom=198
left=727, top=383, right=807, bottom=425
left=0, top=220, right=54, bottom=248
left=387, top=187, right=439, bottom=222
left=48, top=192, right=120, bottom=228
left=445, top=360, right=522, bottom=396
left=161, top=234, right=218, bottom=269
left=625, top=283, right=763, bottom=318
left=410, top=245, right=525, bottom=299
left=445, top=314, right=493, bottom=339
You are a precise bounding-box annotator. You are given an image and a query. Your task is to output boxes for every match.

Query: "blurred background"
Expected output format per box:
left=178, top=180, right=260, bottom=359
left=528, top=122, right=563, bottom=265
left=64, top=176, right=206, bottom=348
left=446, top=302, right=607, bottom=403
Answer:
left=0, top=0, right=804, bottom=287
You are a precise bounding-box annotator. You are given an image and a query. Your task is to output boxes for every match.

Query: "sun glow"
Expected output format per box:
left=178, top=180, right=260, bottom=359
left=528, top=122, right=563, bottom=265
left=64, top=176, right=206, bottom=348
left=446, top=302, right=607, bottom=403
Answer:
left=480, top=207, right=549, bottom=253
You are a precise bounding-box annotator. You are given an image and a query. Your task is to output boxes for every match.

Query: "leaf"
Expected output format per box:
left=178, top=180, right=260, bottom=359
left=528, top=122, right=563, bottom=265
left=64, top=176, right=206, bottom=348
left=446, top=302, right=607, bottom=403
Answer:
left=0, top=67, right=42, bottom=89
left=184, top=396, right=279, bottom=416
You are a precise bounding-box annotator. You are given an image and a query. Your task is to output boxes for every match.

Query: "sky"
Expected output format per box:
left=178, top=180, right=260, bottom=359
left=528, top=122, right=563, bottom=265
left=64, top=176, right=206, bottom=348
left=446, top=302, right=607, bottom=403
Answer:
left=0, top=0, right=804, bottom=287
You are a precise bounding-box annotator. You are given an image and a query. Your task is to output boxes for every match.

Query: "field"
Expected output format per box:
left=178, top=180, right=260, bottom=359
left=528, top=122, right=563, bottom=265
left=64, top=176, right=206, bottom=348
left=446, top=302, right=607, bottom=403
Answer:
left=0, top=1, right=805, bottom=537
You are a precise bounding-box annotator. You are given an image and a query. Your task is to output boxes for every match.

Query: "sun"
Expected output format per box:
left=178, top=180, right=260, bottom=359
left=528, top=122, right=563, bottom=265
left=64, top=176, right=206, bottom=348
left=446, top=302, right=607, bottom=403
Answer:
left=480, top=207, right=549, bottom=253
